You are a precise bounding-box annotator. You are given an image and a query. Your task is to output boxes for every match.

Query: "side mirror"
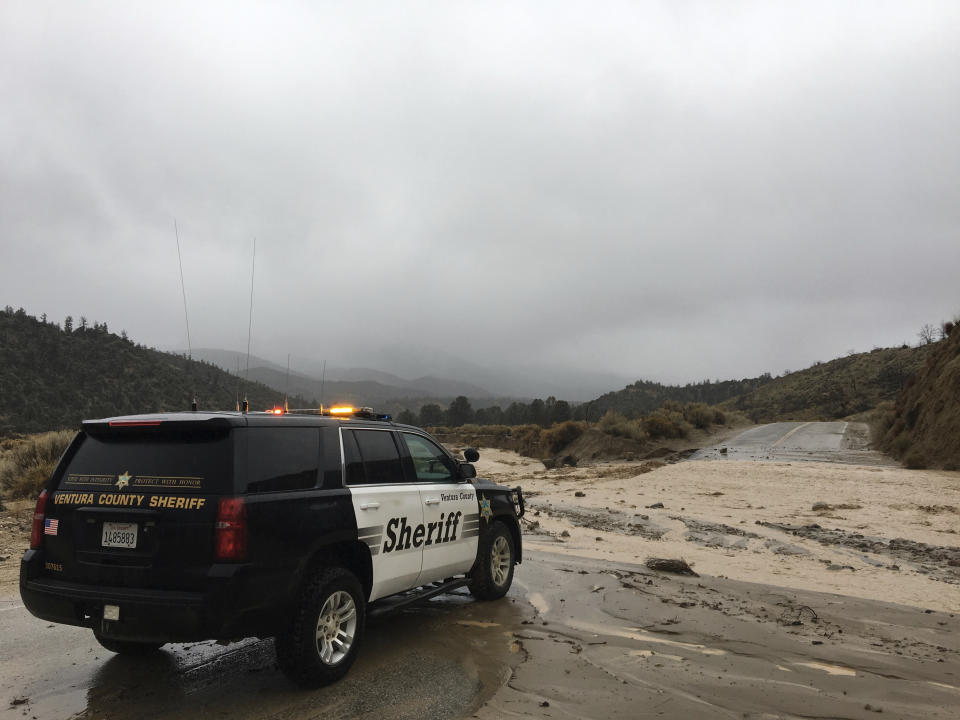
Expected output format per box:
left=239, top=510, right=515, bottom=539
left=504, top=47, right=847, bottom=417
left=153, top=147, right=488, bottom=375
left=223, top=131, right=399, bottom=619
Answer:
left=463, top=447, right=479, bottom=462
left=458, top=463, right=477, bottom=480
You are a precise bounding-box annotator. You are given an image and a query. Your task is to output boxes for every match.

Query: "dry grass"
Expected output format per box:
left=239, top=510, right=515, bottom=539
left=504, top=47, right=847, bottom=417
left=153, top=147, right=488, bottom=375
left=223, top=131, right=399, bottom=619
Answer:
left=0, top=431, right=74, bottom=501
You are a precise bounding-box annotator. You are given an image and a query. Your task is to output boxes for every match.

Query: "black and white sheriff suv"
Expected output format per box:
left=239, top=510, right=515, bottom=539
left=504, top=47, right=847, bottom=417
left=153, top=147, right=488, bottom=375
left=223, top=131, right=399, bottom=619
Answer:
left=20, top=406, right=524, bottom=686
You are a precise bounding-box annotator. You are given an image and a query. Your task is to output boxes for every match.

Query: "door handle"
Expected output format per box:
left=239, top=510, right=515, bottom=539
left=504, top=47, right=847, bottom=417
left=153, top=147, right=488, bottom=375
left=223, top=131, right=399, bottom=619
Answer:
left=359, top=502, right=380, bottom=510
left=424, top=498, right=440, bottom=505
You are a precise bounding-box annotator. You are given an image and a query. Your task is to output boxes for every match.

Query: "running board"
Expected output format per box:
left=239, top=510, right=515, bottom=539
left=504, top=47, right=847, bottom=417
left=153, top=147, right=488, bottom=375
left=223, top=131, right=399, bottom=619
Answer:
left=367, top=578, right=469, bottom=620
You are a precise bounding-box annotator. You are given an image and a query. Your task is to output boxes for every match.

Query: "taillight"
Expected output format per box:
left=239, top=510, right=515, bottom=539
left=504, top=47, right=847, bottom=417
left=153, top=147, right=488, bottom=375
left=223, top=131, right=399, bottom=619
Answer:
left=215, top=498, right=247, bottom=561
left=30, top=490, right=49, bottom=549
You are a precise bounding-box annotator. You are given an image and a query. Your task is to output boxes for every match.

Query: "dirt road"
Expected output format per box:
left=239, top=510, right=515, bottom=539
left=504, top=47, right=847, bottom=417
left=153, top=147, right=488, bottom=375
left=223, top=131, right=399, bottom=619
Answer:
left=690, top=420, right=896, bottom=465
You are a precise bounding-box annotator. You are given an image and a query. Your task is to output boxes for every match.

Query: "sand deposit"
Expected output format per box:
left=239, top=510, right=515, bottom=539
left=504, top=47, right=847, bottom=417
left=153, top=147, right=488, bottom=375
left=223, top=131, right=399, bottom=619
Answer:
left=476, top=450, right=960, bottom=613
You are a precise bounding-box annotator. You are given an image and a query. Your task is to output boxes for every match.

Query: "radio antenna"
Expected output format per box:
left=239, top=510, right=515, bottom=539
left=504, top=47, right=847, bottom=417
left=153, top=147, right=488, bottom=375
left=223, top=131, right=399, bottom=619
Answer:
left=174, top=218, right=198, bottom=411
left=283, top=353, right=291, bottom=412
left=174, top=219, right=192, bottom=359
left=241, top=238, right=256, bottom=413
left=319, top=358, right=327, bottom=411
left=235, top=357, right=241, bottom=412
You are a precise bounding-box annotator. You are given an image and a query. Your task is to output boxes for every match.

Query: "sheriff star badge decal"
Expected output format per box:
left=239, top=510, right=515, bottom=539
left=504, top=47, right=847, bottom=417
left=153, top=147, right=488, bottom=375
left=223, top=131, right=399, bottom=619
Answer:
left=479, top=496, right=493, bottom=522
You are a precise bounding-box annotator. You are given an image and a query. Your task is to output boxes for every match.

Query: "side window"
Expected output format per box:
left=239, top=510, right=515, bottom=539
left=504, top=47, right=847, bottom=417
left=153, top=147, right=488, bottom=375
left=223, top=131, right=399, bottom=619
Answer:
left=245, top=428, right=320, bottom=493
left=401, top=433, right=456, bottom=482
left=341, top=430, right=365, bottom=485
left=351, top=429, right=406, bottom=485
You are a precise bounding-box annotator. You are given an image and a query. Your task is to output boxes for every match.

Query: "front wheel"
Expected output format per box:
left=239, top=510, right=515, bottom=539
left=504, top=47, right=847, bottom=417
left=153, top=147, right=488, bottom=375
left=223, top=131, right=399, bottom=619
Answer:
left=275, top=567, right=366, bottom=688
left=468, top=520, right=515, bottom=600
left=92, top=629, right=164, bottom=655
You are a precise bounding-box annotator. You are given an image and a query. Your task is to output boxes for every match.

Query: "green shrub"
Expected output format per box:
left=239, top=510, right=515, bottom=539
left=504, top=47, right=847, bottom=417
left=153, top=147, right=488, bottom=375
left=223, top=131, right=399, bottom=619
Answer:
left=598, top=411, right=648, bottom=441
left=682, top=403, right=714, bottom=430
left=515, top=425, right=545, bottom=457
left=904, top=449, right=928, bottom=469
left=0, top=431, right=74, bottom=499
left=644, top=410, right=690, bottom=439
left=542, top=421, right=586, bottom=455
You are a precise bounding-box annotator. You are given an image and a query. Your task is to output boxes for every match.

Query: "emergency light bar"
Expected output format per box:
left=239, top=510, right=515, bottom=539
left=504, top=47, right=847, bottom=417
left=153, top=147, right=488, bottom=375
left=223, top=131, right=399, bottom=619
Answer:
left=281, top=406, right=393, bottom=421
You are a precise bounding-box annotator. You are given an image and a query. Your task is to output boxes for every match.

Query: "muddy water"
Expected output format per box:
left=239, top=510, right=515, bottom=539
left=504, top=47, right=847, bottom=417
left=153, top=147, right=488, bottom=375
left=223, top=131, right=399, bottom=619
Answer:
left=479, top=551, right=960, bottom=720
left=0, top=589, right=529, bottom=720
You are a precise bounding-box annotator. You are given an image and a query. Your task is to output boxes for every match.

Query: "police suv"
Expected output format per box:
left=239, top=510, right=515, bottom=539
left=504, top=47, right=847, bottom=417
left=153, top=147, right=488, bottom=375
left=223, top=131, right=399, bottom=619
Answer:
left=20, top=407, right=524, bottom=687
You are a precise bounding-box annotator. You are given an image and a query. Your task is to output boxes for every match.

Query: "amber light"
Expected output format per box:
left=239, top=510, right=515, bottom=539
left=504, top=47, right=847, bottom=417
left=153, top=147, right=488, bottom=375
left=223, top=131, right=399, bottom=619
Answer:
left=328, top=406, right=355, bottom=415
left=269, top=407, right=284, bottom=415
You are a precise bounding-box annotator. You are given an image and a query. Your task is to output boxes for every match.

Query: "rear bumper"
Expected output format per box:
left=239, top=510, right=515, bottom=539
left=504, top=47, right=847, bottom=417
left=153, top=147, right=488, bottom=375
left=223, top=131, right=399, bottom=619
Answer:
left=19, top=549, right=268, bottom=643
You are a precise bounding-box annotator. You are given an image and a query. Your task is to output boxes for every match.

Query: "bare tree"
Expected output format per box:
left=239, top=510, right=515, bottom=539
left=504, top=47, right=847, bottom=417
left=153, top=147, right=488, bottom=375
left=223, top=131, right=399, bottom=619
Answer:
left=918, top=323, right=937, bottom=345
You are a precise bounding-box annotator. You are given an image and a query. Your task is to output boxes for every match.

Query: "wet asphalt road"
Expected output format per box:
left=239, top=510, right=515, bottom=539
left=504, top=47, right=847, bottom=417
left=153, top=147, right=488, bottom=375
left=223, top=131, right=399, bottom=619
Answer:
left=689, top=421, right=896, bottom=465
left=0, top=589, right=527, bottom=719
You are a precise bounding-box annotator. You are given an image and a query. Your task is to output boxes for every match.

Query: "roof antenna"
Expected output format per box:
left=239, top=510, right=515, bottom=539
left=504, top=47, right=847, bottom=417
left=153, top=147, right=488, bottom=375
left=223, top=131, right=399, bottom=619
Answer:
left=235, top=357, right=241, bottom=412
left=242, top=237, right=256, bottom=413
left=283, top=353, right=291, bottom=412
left=319, top=358, right=327, bottom=412
left=174, top=218, right=198, bottom=411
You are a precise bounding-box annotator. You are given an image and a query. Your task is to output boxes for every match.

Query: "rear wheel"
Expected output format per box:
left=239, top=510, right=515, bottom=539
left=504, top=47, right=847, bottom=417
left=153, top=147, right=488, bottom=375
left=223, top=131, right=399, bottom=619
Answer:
left=275, top=567, right=365, bottom=687
left=468, top=520, right=515, bottom=600
left=92, top=629, right=164, bottom=655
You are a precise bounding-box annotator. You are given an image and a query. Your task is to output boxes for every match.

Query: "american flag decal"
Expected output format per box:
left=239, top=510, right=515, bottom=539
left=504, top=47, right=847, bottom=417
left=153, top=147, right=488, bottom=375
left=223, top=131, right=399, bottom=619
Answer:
left=44, top=518, right=59, bottom=536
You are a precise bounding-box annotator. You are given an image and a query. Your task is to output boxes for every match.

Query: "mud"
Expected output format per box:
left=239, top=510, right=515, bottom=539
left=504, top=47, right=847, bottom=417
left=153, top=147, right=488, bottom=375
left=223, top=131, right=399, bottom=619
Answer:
left=673, top=517, right=761, bottom=550
left=526, top=501, right=667, bottom=540
left=760, top=521, right=960, bottom=584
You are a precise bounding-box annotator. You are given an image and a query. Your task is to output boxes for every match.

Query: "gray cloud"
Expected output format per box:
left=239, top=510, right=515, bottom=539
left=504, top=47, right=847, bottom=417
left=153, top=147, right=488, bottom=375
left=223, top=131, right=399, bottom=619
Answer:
left=2, top=1, right=958, bottom=394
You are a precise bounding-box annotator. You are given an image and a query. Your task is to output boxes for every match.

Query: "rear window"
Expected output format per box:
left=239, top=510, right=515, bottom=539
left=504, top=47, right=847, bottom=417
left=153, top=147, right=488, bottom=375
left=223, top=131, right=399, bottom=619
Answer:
left=61, top=428, right=233, bottom=494
left=242, top=428, right=320, bottom=493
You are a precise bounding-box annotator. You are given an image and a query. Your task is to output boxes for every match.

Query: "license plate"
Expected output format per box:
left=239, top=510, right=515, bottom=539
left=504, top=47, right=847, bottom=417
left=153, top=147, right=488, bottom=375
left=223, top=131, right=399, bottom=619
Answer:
left=101, top=521, right=138, bottom=549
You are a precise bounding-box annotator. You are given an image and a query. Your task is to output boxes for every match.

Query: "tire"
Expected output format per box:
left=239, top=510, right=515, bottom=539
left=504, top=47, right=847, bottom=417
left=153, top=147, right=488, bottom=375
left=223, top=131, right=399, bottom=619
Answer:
left=92, top=629, right=164, bottom=655
left=468, top=520, right=515, bottom=600
left=275, top=567, right=366, bottom=688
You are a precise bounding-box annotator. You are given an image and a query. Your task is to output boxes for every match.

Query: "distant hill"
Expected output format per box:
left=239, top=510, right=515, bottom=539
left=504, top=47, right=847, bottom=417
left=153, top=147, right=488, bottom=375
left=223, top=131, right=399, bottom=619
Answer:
left=722, top=344, right=936, bottom=422
left=189, top=349, right=496, bottom=401
left=580, top=376, right=775, bottom=420
left=0, top=308, right=306, bottom=435
left=876, top=326, right=960, bottom=469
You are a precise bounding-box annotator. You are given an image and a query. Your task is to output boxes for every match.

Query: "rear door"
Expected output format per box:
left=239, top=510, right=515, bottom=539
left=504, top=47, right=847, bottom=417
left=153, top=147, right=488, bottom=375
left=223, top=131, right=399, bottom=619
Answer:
left=43, top=423, right=232, bottom=591
left=343, top=428, right=423, bottom=601
left=398, top=431, right=479, bottom=585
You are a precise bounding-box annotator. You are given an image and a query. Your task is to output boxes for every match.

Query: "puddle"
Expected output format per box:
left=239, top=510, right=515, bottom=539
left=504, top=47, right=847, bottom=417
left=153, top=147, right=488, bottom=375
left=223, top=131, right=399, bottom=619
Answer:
left=565, top=619, right=728, bottom=656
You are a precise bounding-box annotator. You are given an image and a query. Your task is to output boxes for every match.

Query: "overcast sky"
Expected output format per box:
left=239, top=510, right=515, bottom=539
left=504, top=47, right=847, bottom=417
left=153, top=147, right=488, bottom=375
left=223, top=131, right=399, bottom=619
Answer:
left=2, top=1, right=958, bottom=393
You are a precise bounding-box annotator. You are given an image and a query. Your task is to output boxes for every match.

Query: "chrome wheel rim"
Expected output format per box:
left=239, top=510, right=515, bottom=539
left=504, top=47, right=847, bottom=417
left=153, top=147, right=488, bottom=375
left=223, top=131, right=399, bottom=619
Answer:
left=490, top=535, right=511, bottom=587
left=314, top=590, right=357, bottom=666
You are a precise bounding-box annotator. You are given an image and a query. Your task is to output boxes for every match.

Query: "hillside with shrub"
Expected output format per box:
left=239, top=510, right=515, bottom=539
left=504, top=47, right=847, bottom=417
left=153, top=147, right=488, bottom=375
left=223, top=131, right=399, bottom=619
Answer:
left=433, top=401, right=744, bottom=463
left=720, top=344, right=936, bottom=423
left=0, top=307, right=305, bottom=435
left=581, top=376, right=774, bottom=420
left=875, top=323, right=960, bottom=470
